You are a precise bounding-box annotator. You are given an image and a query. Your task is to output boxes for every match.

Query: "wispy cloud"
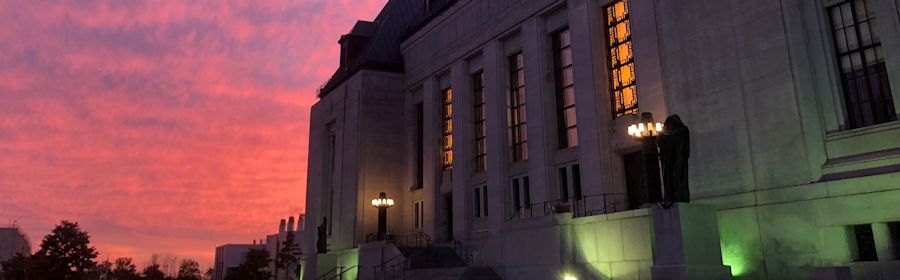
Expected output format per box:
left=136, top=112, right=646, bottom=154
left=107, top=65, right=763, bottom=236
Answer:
left=0, top=0, right=387, bottom=268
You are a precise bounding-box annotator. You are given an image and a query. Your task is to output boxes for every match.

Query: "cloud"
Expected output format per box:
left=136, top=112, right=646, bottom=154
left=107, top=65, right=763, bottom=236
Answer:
left=0, top=0, right=388, bottom=269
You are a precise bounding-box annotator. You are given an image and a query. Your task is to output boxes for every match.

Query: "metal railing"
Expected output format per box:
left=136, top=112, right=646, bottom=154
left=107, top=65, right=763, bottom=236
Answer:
left=370, top=232, right=431, bottom=280
left=574, top=193, right=629, bottom=217
left=315, top=266, right=341, bottom=280
left=452, top=239, right=473, bottom=265
left=393, top=232, right=432, bottom=248
left=365, top=232, right=396, bottom=243
left=372, top=253, right=407, bottom=280
left=506, top=193, right=632, bottom=221
left=326, top=266, right=358, bottom=280
left=506, top=198, right=571, bottom=221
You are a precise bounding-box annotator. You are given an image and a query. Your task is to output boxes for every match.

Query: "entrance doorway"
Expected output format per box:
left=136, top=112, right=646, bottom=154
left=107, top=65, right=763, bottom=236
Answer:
left=623, top=152, right=647, bottom=210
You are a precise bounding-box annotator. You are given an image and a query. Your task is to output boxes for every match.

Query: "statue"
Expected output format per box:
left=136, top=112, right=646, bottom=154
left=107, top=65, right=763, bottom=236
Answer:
left=316, top=217, right=328, bottom=253
left=657, top=114, right=690, bottom=206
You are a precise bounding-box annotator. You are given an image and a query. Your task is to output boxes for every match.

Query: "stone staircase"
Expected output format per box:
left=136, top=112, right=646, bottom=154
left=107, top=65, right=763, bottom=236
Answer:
left=399, top=246, right=466, bottom=269
left=404, top=267, right=501, bottom=280
left=392, top=245, right=500, bottom=280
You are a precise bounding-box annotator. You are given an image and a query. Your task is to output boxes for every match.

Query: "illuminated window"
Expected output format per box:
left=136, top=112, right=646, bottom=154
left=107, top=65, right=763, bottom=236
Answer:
left=442, top=88, right=453, bottom=170
left=509, top=53, right=528, bottom=161
left=553, top=29, right=578, bottom=148
left=605, top=0, right=638, bottom=118
left=473, top=72, right=487, bottom=173
left=828, top=0, right=896, bottom=129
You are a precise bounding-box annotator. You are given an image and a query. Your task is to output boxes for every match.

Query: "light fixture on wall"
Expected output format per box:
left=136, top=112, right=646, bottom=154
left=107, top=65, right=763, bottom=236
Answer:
left=371, top=192, right=394, bottom=240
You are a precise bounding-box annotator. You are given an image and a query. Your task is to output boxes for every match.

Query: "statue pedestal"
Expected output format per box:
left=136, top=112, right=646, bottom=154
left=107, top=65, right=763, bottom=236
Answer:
left=315, top=253, right=337, bottom=278
left=651, top=203, right=732, bottom=280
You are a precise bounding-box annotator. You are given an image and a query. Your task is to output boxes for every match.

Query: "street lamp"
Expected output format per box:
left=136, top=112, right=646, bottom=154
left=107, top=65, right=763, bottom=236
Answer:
left=371, top=192, right=394, bottom=240
left=627, top=112, right=664, bottom=204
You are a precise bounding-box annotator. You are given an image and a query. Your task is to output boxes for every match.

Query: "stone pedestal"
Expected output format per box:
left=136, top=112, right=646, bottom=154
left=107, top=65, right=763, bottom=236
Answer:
left=651, top=203, right=732, bottom=280
left=315, top=253, right=338, bottom=278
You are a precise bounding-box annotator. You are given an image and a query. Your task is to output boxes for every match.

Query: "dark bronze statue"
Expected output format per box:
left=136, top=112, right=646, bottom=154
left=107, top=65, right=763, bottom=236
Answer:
left=657, top=114, right=690, bottom=206
left=316, top=217, right=328, bottom=253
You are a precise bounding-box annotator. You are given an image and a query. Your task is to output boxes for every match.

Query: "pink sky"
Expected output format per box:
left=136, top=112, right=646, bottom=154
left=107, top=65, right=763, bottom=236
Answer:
left=0, top=0, right=387, bottom=269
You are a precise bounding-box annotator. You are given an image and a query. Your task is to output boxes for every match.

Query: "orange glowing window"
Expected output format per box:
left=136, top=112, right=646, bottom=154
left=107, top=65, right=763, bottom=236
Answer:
left=442, top=88, right=453, bottom=170
left=605, top=0, right=638, bottom=118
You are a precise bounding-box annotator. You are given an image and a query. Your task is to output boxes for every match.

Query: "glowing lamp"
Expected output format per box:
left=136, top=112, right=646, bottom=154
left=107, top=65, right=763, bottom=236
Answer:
left=563, top=275, right=578, bottom=280
left=627, top=112, right=663, bottom=139
left=371, top=195, right=394, bottom=208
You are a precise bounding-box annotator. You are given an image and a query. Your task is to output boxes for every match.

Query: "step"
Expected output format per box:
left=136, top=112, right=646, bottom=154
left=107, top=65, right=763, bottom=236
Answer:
left=405, top=267, right=501, bottom=280
left=398, top=246, right=466, bottom=269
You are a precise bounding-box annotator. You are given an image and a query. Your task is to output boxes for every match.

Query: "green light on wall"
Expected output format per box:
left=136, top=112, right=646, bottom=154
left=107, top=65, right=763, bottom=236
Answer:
left=722, top=257, right=747, bottom=277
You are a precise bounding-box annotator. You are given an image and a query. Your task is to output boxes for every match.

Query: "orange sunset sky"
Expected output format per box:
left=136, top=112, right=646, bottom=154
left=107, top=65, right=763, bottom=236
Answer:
left=0, top=0, right=388, bottom=269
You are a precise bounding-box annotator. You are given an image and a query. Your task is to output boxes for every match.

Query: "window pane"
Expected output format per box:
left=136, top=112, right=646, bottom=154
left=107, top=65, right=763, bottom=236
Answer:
left=559, top=167, right=569, bottom=200
left=859, top=22, right=872, bottom=45
left=831, top=7, right=845, bottom=29
left=483, top=187, right=489, bottom=216
left=853, top=0, right=869, bottom=20
left=512, top=179, right=520, bottom=210
left=618, top=44, right=632, bottom=63
left=561, top=67, right=574, bottom=87
left=523, top=176, right=531, bottom=207
left=561, top=48, right=573, bottom=67
left=567, top=128, right=579, bottom=147
left=835, top=30, right=848, bottom=52
left=563, top=87, right=576, bottom=107
left=565, top=107, right=578, bottom=127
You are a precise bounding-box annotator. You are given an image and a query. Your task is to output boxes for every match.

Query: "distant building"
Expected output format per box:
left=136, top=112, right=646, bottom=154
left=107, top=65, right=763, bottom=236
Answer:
left=302, top=0, right=900, bottom=279
left=0, top=226, right=31, bottom=273
left=213, top=215, right=304, bottom=280
left=213, top=243, right=266, bottom=280
left=267, top=215, right=304, bottom=280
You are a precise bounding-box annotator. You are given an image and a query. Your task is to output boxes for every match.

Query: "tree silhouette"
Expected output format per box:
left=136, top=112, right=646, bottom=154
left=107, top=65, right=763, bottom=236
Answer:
left=276, top=231, right=301, bottom=280
left=32, top=220, right=99, bottom=279
left=176, top=259, right=202, bottom=280
left=110, top=257, right=141, bottom=280
left=203, top=268, right=214, bottom=280
left=0, top=253, right=29, bottom=280
left=224, top=249, right=272, bottom=280
left=142, top=264, right=166, bottom=280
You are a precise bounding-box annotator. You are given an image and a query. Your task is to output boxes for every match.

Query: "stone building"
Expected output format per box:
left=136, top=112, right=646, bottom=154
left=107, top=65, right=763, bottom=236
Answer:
left=301, top=0, right=900, bottom=279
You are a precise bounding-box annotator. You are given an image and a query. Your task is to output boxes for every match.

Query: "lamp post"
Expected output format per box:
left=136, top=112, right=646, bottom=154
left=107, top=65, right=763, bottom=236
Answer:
left=371, top=192, right=394, bottom=240
left=627, top=112, right=664, bottom=204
